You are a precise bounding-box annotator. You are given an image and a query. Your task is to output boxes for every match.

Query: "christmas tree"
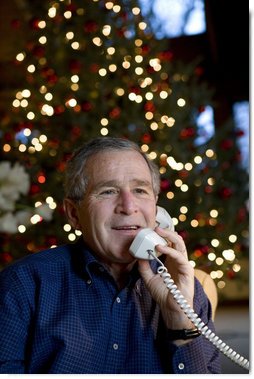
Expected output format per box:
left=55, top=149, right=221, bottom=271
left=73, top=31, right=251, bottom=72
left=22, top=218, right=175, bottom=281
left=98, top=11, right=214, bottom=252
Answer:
left=0, top=0, right=249, bottom=299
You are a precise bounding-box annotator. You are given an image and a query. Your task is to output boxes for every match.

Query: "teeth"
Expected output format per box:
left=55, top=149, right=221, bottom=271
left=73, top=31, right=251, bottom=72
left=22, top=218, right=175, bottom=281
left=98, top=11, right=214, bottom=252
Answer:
left=115, top=226, right=138, bottom=230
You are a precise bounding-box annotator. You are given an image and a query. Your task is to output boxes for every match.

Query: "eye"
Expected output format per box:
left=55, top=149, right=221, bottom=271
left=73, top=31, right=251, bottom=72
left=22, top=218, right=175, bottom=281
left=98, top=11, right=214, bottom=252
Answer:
left=134, top=187, right=148, bottom=194
left=100, top=188, right=118, bottom=196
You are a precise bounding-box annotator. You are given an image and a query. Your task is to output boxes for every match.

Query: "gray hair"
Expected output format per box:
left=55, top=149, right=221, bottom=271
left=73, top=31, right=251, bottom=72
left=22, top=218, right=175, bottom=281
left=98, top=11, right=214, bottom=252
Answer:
left=64, top=137, right=161, bottom=200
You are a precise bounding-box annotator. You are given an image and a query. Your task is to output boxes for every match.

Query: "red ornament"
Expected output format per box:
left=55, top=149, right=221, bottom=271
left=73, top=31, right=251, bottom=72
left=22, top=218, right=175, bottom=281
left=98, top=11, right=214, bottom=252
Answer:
left=84, top=20, right=98, bottom=33
left=201, top=245, right=209, bottom=254
left=116, top=28, right=125, bottom=37
left=90, top=64, right=99, bottom=73
left=26, top=41, right=35, bottom=53
left=221, top=162, right=230, bottom=170
left=220, top=139, right=233, bottom=150
left=4, top=132, right=13, bottom=142
left=194, top=249, right=203, bottom=257
left=69, top=59, right=82, bottom=73
left=237, top=207, right=247, bottom=222
left=13, top=123, right=24, bottom=132
left=141, top=133, right=152, bottom=144
left=227, top=270, right=235, bottom=279
left=29, top=18, right=41, bottom=30
left=47, top=237, right=58, bottom=246
left=1, top=252, right=13, bottom=264
left=48, top=138, right=60, bottom=148
left=235, top=129, right=245, bottom=137
left=26, top=73, right=35, bottom=84
left=179, top=170, right=189, bottom=179
left=129, top=86, right=141, bottom=95
left=160, top=156, right=167, bottom=166
left=29, top=184, right=40, bottom=195
left=219, top=187, right=233, bottom=199
left=37, top=172, right=46, bottom=184
left=47, top=74, right=58, bottom=85
left=195, top=213, right=203, bottom=221
left=198, top=105, right=206, bottom=113
left=109, top=107, right=121, bottom=119
left=195, top=66, right=204, bottom=77
left=54, top=105, right=65, bottom=115
left=160, top=178, right=170, bottom=191
left=81, top=101, right=93, bottom=112
left=205, top=185, right=213, bottom=194
left=144, top=101, right=155, bottom=112
left=71, top=126, right=81, bottom=137
left=234, top=150, right=242, bottom=162
left=120, top=11, right=128, bottom=21
left=11, top=19, right=21, bottom=29
left=178, top=230, right=188, bottom=240
left=158, top=50, right=173, bottom=61
left=146, top=65, right=155, bottom=74
left=141, top=45, right=150, bottom=55
left=32, top=45, right=45, bottom=58
left=57, top=161, right=66, bottom=172
left=66, top=4, right=77, bottom=12
left=180, top=127, right=195, bottom=139
left=202, top=165, right=209, bottom=174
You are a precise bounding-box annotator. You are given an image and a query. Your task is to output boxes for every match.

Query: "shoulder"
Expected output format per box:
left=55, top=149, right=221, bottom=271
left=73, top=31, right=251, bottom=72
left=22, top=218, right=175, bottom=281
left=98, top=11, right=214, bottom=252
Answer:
left=0, top=243, right=75, bottom=281
left=0, top=242, right=85, bottom=304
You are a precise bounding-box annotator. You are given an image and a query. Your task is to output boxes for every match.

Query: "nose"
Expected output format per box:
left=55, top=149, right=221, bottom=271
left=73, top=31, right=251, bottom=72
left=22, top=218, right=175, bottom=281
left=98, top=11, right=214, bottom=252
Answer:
left=115, top=190, right=138, bottom=215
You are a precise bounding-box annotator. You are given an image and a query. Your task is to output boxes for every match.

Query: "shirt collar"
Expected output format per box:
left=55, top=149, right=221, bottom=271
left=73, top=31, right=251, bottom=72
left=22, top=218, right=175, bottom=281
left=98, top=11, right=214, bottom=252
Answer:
left=72, top=237, right=146, bottom=287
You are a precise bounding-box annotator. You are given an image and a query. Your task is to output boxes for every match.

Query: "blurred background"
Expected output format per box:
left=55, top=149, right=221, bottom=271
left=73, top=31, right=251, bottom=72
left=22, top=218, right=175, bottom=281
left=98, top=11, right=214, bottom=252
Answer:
left=0, top=1, right=249, bottom=373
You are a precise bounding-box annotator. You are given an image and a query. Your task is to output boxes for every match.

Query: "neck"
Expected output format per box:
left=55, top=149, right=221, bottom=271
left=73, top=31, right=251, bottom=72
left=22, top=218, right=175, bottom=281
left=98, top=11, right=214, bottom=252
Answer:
left=105, top=261, right=136, bottom=289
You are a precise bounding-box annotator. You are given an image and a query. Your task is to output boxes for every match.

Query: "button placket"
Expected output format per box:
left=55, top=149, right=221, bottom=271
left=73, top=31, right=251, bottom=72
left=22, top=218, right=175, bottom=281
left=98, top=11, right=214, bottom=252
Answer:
left=113, top=343, right=119, bottom=350
left=178, top=362, right=185, bottom=370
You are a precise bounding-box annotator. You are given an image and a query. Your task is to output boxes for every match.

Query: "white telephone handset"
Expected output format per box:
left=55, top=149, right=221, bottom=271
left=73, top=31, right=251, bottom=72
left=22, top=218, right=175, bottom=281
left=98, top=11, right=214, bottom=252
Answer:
left=129, top=206, right=174, bottom=260
left=129, top=206, right=249, bottom=371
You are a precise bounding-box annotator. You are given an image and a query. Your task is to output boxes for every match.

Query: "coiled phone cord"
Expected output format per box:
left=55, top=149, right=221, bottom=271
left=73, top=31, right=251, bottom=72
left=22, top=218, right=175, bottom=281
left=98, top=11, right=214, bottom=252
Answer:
left=148, top=251, right=249, bottom=371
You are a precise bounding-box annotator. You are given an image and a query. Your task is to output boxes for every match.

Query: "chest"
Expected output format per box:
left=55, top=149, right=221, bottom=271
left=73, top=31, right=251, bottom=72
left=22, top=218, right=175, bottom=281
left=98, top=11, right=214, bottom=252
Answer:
left=28, top=273, right=162, bottom=373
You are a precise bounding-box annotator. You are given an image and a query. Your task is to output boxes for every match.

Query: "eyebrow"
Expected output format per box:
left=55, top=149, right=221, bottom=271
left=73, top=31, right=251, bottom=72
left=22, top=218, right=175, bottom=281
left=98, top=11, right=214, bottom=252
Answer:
left=94, top=179, right=153, bottom=190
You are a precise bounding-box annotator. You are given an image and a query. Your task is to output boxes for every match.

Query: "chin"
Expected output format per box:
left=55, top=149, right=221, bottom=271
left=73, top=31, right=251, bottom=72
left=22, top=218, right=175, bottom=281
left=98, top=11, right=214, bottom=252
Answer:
left=115, top=249, right=135, bottom=264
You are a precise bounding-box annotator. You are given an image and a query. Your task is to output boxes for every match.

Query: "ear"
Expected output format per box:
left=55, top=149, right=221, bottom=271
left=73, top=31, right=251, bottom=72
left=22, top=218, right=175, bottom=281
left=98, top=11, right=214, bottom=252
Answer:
left=63, top=198, right=81, bottom=230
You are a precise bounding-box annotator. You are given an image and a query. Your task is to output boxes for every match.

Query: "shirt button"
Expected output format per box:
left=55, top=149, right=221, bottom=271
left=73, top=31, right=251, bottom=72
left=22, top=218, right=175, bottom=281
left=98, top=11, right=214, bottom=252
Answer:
left=113, top=343, right=119, bottom=350
left=178, top=363, right=185, bottom=370
left=87, top=279, right=92, bottom=285
left=116, top=297, right=121, bottom=303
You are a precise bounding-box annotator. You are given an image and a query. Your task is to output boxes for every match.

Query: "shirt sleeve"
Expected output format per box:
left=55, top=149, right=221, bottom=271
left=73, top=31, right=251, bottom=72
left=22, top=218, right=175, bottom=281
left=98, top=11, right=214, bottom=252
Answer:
left=0, top=267, right=32, bottom=373
left=166, top=278, right=221, bottom=373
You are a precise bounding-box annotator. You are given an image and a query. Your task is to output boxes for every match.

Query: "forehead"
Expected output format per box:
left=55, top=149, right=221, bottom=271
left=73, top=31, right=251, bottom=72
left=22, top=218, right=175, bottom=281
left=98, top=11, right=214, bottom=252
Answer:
left=86, top=150, right=152, bottom=184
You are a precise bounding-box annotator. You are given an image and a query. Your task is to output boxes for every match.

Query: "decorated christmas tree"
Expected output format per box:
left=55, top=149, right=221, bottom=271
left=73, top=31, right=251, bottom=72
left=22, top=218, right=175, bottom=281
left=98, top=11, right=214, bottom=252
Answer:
left=0, top=0, right=249, bottom=299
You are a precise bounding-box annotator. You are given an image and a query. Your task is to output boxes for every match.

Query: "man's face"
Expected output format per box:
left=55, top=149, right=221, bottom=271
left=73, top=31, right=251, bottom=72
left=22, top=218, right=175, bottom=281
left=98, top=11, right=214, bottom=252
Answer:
left=70, top=150, right=157, bottom=264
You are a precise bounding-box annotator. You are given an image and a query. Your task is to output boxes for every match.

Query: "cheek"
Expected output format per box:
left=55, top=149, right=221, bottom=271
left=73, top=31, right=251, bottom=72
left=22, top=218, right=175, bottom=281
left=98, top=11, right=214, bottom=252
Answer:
left=143, top=203, right=157, bottom=225
left=85, top=201, right=111, bottom=231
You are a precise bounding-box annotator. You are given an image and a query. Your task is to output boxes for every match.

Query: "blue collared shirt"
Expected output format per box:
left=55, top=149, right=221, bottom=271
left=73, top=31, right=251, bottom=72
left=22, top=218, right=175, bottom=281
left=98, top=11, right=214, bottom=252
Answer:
left=0, top=239, right=220, bottom=373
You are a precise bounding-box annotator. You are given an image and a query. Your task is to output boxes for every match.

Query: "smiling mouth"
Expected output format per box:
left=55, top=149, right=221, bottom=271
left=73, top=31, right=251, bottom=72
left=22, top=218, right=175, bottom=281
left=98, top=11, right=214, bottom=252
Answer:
left=112, top=225, right=140, bottom=231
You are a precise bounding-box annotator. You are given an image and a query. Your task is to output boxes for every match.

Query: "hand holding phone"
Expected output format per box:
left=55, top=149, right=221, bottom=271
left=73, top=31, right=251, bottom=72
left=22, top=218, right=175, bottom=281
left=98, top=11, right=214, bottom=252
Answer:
left=129, top=208, right=249, bottom=370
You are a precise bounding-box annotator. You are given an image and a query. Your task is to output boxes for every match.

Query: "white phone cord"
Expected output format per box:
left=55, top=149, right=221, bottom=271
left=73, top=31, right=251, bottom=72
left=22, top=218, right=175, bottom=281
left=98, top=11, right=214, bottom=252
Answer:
left=148, top=251, right=249, bottom=371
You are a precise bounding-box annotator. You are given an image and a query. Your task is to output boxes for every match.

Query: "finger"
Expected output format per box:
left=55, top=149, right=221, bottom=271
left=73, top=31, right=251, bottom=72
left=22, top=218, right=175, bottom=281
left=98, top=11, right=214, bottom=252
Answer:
left=155, top=227, right=187, bottom=254
left=156, top=243, right=187, bottom=259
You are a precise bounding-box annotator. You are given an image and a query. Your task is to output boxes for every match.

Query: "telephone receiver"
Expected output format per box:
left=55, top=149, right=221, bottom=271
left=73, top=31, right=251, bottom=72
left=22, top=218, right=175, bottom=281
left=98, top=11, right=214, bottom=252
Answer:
left=129, top=206, right=174, bottom=260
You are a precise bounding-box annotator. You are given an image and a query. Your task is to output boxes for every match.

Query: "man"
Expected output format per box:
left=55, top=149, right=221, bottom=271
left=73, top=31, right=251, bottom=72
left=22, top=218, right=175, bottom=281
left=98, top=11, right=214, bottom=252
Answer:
left=0, top=137, right=221, bottom=373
